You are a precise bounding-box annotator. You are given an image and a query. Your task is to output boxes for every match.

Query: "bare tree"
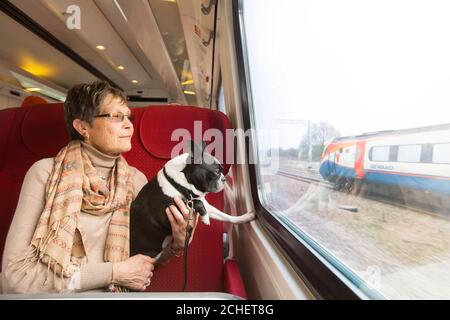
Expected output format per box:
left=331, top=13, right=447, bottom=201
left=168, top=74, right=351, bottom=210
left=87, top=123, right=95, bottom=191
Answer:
left=299, top=122, right=341, bottom=161
left=311, top=122, right=341, bottom=148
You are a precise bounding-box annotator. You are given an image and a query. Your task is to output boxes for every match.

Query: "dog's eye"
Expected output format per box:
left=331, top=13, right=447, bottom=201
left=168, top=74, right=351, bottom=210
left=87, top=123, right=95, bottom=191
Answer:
left=215, top=168, right=221, bottom=175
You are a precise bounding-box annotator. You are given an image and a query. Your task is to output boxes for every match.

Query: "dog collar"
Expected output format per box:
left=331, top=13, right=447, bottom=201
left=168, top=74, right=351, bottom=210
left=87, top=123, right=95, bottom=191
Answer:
left=163, top=167, right=199, bottom=200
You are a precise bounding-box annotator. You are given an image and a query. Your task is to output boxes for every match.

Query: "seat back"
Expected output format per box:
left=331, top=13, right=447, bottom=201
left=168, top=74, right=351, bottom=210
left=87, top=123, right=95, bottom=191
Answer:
left=0, top=103, right=231, bottom=292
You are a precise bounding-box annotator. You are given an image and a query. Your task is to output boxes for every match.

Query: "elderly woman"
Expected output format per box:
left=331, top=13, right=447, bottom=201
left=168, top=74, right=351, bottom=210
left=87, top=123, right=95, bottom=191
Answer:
left=1, top=81, right=197, bottom=293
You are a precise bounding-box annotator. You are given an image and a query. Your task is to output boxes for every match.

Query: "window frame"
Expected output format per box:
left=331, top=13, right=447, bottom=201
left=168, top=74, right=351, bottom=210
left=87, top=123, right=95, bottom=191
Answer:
left=389, top=145, right=399, bottom=162
left=420, top=143, right=433, bottom=163
left=232, top=0, right=366, bottom=299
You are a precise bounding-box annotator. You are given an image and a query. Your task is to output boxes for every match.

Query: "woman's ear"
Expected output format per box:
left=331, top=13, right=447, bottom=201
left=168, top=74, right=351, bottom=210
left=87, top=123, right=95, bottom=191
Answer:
left=72, top=119, right=90, bottom=139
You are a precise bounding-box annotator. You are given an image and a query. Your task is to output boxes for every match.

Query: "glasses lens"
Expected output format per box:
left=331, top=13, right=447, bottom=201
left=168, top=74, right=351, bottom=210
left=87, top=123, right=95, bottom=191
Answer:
left=112, top=112, right=133, bottom=122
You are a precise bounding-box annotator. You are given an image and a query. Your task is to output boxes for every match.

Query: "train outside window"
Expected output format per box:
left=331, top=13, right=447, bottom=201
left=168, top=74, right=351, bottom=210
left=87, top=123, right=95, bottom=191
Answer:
left=433, top=143, right=450, bottom=164
left=397, top=145, right=421, bottom=163
left=241, top=0, right=450, bottom=299
left=371, top=146, right=390, bottom=162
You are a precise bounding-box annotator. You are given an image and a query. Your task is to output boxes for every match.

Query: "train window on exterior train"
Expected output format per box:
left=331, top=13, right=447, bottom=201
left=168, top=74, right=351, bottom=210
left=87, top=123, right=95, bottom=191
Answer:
left=397, top=145, right=421, bottom=163
left=241, top=0, right=450, bottom=299
left=371, top=146, right=390, bottom=162
left=433, top=143, right=450, bottom=164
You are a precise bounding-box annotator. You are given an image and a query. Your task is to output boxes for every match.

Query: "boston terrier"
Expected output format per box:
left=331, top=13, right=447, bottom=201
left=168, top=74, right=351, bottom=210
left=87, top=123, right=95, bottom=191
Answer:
left=130, top=140, right=255, bottom=260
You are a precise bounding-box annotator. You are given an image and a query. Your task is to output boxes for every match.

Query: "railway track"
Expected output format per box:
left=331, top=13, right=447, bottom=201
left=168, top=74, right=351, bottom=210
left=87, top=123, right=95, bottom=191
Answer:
left=276, top=168, right=449, bottom=220
left=276, top=168, right=333, bottom=187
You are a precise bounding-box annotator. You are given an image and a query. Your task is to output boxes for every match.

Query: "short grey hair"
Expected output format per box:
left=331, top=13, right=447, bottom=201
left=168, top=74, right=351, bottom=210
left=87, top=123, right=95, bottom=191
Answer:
left=63, top=80, right=126, bottom=140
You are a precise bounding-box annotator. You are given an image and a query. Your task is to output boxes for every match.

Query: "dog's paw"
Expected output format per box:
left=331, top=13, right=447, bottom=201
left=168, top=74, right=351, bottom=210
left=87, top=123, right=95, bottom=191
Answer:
left=200, top=215, right=210, bottom=225
left=242, top=212, right=256, bottom=222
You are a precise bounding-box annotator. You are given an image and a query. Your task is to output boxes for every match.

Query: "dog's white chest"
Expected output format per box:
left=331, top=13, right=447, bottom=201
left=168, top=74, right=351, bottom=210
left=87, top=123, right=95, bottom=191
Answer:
left=157, top=170, right=184, bottom=198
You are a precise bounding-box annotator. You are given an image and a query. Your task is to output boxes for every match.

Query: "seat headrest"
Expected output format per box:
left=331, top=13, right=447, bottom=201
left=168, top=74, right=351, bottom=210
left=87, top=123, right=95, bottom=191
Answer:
left=21, top=104, right=69, bottom=158
left=21, top=96, right=48, bottom=107
left=20, top=104, right=232, bottom=171
left=139, top=105, right=231, bottom=166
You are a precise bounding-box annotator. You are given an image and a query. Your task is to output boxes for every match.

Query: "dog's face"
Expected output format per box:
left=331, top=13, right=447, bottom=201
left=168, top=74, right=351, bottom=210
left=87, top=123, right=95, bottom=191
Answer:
left=182, top=141, right=226, bottom=193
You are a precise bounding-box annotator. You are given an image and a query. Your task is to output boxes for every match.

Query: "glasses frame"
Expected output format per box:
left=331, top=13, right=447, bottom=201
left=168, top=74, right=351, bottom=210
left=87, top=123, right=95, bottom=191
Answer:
left=93, top=112, right=134, bottom=123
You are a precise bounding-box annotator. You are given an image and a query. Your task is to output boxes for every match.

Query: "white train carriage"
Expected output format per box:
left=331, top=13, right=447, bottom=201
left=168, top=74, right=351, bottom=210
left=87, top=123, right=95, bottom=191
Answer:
left=363, top=125, right=450, bottom=195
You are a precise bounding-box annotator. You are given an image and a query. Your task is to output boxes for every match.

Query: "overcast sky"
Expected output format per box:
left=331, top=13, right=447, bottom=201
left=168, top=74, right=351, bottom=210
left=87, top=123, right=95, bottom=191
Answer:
left=243, top=0, right=450, bottom=149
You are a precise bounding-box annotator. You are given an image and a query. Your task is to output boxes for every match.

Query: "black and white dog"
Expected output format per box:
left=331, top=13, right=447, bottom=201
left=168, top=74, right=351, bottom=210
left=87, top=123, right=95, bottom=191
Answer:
left=130, top=141, right=255, bottom=260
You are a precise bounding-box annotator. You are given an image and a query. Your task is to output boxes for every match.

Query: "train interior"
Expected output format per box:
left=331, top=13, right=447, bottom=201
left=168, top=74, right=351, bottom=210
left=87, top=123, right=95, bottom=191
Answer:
left=1, top=0, right=450, bottom=300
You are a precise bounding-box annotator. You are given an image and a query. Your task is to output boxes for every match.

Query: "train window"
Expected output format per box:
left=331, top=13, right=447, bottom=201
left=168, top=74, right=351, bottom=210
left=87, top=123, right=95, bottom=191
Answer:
left=433, top=143, right=450, bottom=164
left=239, top=0, right=450, bottom=299
left=397, top=144, right=421, bottom=163
left=218, top=84, right=226, bottom=113
left=371, top=146, right=390, bottom=162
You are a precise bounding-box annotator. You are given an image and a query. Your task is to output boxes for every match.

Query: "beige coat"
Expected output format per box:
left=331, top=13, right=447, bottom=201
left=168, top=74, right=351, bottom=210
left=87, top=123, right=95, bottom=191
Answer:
left=1, top=143, right=161, bottom=294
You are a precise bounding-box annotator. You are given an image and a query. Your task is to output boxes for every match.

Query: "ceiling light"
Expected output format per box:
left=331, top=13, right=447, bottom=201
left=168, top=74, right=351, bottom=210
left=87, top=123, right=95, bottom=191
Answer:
left=20, top=56, right=54, bottom=77
left=96, top=45, right=106, bottom=50
left=131, top=80, right=138, bottom=84
left=113, top=0, right=128, bottom=22
left=183, top=90, right=196, bottom=95
left=12, top=72, right=66, bottom=101
left=117, top=65, right=125, bottom=70
left=26, top=87, right=41, bottom=92
left=181, top=79, right=194, bottom=86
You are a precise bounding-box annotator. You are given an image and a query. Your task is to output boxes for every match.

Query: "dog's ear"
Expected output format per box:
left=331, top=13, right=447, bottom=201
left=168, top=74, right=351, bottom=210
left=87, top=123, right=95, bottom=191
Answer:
left=187, top=140, right=204, bottom=164
left=188, top=140, right=204, bottom=154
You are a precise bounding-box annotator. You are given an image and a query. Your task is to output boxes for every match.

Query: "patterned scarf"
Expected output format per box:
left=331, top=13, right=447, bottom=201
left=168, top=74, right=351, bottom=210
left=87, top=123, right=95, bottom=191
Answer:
left=29, top=140, right=133, bottom=286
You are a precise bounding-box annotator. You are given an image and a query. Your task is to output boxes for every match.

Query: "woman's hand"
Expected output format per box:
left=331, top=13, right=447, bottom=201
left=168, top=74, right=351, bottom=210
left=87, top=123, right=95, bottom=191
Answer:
left=166, top=196, right=199, bottom=254
left=112, top=254, right=154, bottom=291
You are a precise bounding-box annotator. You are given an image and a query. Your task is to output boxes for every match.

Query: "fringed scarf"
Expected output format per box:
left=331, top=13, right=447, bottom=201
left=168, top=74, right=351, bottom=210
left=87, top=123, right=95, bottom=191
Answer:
left=20, top=140, right=133, bottom=291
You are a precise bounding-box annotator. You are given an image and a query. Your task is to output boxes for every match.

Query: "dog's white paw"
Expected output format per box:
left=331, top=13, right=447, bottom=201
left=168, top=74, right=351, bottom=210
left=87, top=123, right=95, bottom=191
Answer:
left=242, top=212, right=256, bottom=222
left=201, top=215, right=210, bottom=225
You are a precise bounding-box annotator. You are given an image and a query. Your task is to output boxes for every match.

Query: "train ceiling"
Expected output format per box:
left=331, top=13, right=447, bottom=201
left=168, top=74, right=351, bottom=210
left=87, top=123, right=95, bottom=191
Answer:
left=0, top=0, right=220, bottom=107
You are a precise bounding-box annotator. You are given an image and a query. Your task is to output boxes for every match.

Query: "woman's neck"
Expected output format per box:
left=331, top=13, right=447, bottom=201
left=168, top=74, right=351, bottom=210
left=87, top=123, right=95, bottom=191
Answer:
left=80, top=141, right=119, bottom=169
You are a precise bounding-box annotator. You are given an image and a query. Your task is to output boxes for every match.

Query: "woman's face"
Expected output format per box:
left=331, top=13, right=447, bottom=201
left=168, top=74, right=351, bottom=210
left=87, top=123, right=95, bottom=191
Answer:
left=84, top=94, right=134, bottom=156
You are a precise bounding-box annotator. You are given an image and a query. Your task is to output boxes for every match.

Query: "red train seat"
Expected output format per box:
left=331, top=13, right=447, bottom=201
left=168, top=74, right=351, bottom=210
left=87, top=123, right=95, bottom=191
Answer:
left=0, top=103, right=247, bottom=298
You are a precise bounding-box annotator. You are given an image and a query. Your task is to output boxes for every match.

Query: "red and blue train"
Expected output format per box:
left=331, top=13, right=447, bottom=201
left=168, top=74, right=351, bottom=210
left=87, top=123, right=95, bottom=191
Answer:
left=319, top=124, right=450, bottom=195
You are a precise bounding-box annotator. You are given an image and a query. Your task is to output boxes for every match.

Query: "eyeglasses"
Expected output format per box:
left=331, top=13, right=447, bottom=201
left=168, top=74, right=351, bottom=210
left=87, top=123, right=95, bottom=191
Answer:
left=93, top=112, right=134, bottom=123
